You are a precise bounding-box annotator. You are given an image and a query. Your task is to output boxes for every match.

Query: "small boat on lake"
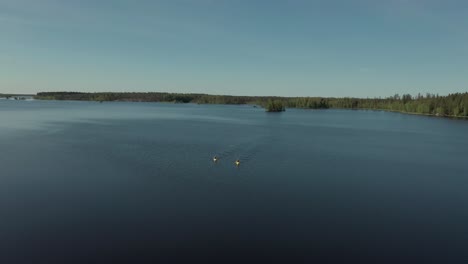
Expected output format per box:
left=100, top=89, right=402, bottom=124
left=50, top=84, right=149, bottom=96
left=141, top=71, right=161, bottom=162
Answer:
left=235, top=160, right=240, bottom=166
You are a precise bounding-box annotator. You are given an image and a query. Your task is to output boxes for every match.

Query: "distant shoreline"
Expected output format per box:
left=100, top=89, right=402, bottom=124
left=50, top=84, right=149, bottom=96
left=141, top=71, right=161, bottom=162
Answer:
left=27, top=91, right=468, bottom=120
left=0, top=94, right=35, bottom=100
left=338, top=107, right=468, bottom=120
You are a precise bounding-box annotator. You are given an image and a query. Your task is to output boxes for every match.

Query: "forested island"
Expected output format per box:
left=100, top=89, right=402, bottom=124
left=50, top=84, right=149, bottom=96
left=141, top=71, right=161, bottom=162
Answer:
left=35, top=92, right=468, bottom=118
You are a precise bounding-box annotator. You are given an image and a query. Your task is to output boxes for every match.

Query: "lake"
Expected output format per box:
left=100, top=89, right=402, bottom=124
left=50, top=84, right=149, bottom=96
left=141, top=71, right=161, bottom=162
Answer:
left=1, top=100, right=468, bottom=263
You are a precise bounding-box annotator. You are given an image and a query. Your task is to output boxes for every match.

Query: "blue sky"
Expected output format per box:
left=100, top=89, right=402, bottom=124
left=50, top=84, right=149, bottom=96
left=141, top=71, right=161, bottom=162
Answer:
left=1, top=0, right=467, bottom=97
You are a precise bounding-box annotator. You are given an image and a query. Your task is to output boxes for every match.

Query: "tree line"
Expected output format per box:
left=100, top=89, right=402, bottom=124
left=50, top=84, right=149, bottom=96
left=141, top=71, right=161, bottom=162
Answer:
left=266, top=100, right=286, bottom=112
left=35, top=92, right=468, bottom=118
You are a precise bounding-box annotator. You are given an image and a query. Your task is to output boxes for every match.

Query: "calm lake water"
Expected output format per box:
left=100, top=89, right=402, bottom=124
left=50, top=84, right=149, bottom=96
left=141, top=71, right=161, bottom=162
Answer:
left=1, top=99, right=468, bottom=263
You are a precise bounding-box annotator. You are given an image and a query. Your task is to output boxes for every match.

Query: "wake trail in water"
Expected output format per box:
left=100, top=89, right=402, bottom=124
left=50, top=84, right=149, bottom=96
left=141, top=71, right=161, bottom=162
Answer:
left=214, top=142, right=246, bottom=160
left=236, top=139, right=267, bottom=163
left=220, top=133, right=274, bottom=164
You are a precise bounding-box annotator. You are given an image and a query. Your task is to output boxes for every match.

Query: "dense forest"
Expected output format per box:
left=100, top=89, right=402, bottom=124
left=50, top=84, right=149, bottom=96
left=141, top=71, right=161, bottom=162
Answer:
left=35, top=92, right=468, bottom=118
left=266, top=100, right=286, bottom=112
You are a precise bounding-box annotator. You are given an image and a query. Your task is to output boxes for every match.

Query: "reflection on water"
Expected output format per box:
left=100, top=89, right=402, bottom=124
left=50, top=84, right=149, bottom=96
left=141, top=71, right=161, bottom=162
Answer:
left=1, top=99, right=468, bottom=263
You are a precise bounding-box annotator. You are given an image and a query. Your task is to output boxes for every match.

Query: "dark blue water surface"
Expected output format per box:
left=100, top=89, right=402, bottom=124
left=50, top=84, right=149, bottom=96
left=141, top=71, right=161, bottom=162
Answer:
left=1, top=99, right=468, bottom=263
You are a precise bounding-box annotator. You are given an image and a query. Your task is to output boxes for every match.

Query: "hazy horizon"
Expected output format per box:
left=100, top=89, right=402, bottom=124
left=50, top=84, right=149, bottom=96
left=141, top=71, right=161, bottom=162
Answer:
left=0, top=90, right=464, bottom=99
left=1, top=0, right=467, bottom=97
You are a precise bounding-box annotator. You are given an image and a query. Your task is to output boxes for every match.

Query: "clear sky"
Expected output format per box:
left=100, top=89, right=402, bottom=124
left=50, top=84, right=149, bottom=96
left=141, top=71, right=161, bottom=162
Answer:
left=1, top=0, right=467, bottom=97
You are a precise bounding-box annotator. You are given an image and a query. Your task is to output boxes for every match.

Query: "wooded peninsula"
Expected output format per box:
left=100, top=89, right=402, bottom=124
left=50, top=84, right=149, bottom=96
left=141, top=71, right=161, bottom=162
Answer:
left=35, top=92, right=468, bottom=118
